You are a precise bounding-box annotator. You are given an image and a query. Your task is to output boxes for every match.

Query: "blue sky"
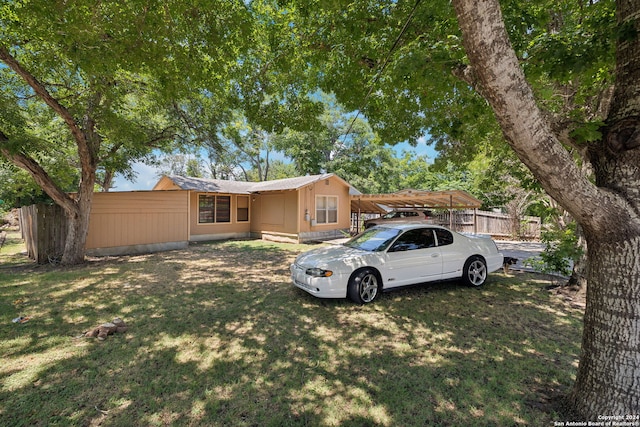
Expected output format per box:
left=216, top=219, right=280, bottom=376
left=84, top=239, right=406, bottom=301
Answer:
left=112, top=162, right=165, bottom=192
left=112, top=137, right=437, bottom=191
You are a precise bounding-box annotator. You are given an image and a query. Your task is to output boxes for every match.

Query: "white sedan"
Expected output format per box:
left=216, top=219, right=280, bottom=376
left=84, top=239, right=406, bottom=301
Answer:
left=290, top=224, right=503, bottom=304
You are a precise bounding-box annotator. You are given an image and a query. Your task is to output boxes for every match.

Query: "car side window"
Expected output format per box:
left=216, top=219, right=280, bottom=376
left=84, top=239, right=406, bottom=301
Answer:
left=434, top=229, right=454, bottom=246
left=423, top=229, right=436, bottom=247
left=390, top=229, right=436, bottom=251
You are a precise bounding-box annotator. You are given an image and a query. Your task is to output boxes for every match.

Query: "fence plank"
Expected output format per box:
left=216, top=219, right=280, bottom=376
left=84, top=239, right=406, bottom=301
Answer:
left=435, top=209, right=540, bottom=239
left=20, top=204, right=67, bottom=264
left=353, top=209, right=541, bottom=239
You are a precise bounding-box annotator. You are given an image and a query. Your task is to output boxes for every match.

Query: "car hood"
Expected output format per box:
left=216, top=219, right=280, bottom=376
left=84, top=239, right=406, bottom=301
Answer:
left=295, top=245, right=367, bottom=268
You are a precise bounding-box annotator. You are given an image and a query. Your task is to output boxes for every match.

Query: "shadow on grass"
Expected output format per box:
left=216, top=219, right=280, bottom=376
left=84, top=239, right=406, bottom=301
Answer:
left=0, top=240, right=582, bottom=426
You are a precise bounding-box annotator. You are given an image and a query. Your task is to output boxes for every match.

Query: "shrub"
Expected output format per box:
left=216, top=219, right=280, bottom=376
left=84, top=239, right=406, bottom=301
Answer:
left=526, top=222, right=583, bottom=277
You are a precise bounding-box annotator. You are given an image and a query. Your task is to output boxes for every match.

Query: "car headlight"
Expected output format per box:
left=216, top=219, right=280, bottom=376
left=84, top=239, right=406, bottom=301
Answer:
left=305, top=268, right=333, bottom=277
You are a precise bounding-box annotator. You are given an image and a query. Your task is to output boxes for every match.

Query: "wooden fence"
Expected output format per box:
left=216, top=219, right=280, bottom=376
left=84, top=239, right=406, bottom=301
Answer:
left=19, top=204, right=67, bottom=264
left=352, top=209, right=541, bottom=240
left=434, top=209, right=540, bottom=239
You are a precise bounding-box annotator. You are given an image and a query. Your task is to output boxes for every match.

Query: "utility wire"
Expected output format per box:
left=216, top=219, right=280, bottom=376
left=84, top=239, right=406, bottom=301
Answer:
left=340, top=0, right=422, bottom=144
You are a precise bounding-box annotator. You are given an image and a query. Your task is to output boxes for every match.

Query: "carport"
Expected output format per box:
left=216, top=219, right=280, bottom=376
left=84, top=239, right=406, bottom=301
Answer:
left=350, top=189, right=483, bottom=231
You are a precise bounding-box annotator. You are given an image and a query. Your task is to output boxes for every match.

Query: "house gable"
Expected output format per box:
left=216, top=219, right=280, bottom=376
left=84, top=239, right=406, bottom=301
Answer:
left=153, top=176, right=183, bottom=191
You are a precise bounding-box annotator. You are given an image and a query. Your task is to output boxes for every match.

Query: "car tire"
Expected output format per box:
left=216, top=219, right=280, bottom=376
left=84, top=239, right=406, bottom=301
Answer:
left=347, top=268, right=380, bottom=304
left=462, top=256, right=487, bottom=287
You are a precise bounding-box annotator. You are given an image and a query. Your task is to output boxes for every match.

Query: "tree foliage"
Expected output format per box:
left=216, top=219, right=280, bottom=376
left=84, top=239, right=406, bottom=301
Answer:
left=0, top=0, right=322, bottom=263
left=527, top=222, right=584, bottom=277
left=285, top=0, right=639, bottom=417
left=0, top=0, right=258, bottom=263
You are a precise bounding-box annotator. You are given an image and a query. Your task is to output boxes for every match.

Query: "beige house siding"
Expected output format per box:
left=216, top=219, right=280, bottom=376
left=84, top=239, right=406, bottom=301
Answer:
left=84, top=174, right=353, bottom=254
left=86, top=191, right=189, bottom=256
left=250, top=191, right=300, bottom=242
left=246, top=176, right=350, bottom=243
left=297, top=175, right=351, bottom=241
left=78, top=175, right=487, bottom=256
left=189, top=192, right=252, bottom=241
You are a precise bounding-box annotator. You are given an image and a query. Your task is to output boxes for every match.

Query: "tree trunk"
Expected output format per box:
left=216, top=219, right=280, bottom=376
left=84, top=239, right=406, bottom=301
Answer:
left=572, top=0, right=640, bottom=413
left=61, top=179, right=95, bottom=266
left=0, top=48, right=99, bottom=265
left=571, top=235, right=640, bottom=415
left=61, top=119, right=98, bottom=265
left=0, top=144, right=95, bottom=265
left=452, top=0, right=640, bottom=418
left=566, top=223, right=587, bottom=289
left=0, top=141, right=95, bottom=265
left=98, top=169, right=115, bottom=192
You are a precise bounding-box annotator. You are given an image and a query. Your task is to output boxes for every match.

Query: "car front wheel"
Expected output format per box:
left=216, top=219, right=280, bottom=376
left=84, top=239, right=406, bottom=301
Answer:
left=462, top=256, right=487, bottom=287
left=347, top=268, right=380, bottom=304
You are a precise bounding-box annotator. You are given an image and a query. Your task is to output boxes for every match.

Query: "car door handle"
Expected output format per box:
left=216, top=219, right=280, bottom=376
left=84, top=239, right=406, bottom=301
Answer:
left=431, top=253, right=440, bottom=258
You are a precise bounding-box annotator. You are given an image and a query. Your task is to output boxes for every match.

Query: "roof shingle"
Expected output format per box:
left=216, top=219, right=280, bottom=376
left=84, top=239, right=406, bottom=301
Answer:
left=162, top=173, right=347, bottom=194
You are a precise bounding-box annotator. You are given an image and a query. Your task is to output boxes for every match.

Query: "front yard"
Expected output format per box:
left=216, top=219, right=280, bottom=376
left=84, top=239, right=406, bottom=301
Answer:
left=0, top=233, right=583, bottom=426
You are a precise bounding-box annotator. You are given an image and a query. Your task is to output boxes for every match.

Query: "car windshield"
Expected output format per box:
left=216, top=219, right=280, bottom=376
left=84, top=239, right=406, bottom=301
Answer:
left=343, top=227, right=402, bottom=252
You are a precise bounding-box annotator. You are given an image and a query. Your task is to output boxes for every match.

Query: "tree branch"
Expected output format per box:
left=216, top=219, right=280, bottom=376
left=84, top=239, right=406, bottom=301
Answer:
left=451, top=0, right=632, bottom=235
left=451, top=63, right=492, bottom=101
left=0, top=131, right=76, bottom=213
left=0, top=46, right=88, bottom=149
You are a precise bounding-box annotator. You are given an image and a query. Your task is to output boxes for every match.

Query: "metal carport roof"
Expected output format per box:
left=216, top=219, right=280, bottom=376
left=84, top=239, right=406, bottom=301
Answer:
left=350, top=189, right=482, bottom=214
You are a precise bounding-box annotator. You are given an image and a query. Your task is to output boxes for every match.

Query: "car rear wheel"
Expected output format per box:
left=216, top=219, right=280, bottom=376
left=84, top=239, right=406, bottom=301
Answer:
left=462, top=256, right=487, bottom=287
left=347, top=268, right=380, bottom=304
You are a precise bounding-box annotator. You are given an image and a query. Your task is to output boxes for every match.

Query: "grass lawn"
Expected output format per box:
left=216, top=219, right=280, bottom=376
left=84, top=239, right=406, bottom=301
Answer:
left=0, top=230, right=583, bottom=426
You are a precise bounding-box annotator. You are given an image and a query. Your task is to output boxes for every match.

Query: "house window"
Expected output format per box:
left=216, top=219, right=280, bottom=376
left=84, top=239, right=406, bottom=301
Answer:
left=316, top=195, right=338, bottom=224
left=237, top=196, right=249, bottom=222
left=199, top=195, right=231, bottom=223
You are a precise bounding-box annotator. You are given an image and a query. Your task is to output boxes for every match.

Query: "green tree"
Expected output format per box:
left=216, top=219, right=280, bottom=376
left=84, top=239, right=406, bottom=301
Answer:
left=394, top=151, right=438, bottom=191
left=244, top=159, right=298, bottom=182
left=452, top=1, right=637, bottom=416
left=0, top=128, right=80, bottom=207
left=156, top=153, right=205, bottom=179
left=219, top=117, right=278, bottom=182
left=272, top=95, right=406, bottom=193
left=331, top=142, right=400, bottom=194
left=0, top=161, right=55, bottom=207
left=263, top=159, right=298, bottom=180
left=288, top=0, right=636, bottom=417
left=0, top=1, right=251, bottom=264
left=272, top=95, right=358, bottom=175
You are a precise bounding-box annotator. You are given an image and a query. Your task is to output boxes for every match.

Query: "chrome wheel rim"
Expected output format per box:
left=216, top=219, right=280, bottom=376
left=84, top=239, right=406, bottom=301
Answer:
left=468, top=260, right=487, bottom=286
left=360, top=273, right=378, bottom=302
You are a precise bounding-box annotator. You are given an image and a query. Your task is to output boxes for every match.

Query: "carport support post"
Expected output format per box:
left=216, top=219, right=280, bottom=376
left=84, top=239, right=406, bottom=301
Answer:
left=473, top=208, right=477, bottom=234
left=449, top=195, right=454, bottom=230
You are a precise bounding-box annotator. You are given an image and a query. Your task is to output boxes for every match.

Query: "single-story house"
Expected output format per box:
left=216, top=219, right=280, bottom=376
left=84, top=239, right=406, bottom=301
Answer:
left=20, top=173, right=488, bottom=260
left=85, top=173, right=356, bottom=256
